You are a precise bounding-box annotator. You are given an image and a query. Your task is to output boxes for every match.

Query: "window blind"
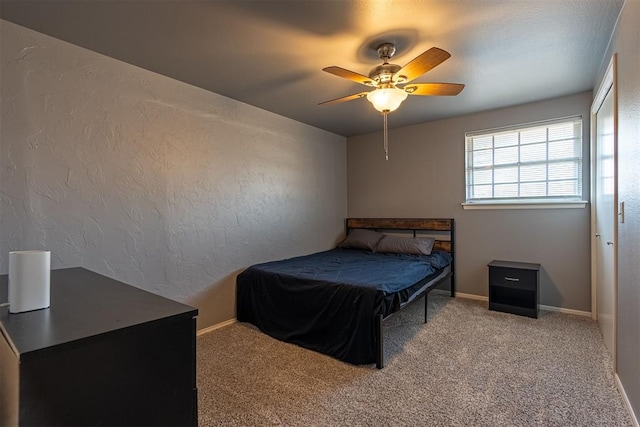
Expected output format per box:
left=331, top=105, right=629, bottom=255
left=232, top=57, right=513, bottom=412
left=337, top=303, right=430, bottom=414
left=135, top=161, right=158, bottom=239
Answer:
left=465, top=117, right=583, bottom=203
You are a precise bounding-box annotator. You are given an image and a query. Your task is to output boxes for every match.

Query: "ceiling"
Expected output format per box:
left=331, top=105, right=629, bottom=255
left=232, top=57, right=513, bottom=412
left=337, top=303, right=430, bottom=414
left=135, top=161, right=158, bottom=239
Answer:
left=0, top=0, right=624, bottom=137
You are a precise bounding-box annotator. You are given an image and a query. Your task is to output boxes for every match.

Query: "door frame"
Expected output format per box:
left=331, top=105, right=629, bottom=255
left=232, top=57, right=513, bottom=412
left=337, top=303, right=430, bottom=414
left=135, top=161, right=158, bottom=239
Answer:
left=590, top=54, right=618, bottom=365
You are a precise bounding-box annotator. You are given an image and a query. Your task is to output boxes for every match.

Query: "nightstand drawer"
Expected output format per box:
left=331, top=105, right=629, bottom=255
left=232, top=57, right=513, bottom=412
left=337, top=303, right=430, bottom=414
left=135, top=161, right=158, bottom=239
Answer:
left=489, top=267, right=537, bottom=290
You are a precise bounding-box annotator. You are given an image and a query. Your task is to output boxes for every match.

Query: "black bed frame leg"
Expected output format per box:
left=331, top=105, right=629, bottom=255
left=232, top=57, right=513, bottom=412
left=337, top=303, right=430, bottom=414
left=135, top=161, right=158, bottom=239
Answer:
left=450, top=274, right=456, bottom=298
left=375, top=314, right=383, bottom=369
left=424, top=294, right=428, bottom=323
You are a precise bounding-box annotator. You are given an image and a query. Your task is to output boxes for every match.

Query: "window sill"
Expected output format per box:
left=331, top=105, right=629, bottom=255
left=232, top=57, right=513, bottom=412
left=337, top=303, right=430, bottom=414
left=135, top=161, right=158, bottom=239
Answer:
left=461, top=201, right=588, bottom=210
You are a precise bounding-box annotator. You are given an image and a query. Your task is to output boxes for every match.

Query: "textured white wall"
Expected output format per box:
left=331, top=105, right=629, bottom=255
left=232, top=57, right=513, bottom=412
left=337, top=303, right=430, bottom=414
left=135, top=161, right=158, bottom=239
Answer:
left=348, top=92, right=592, bottom=312
left=0, top=20, right=347, bottom=329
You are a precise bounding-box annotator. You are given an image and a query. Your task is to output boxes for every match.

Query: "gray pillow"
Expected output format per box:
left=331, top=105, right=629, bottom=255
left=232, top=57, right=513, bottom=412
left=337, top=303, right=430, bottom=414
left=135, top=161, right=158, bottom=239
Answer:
left=374, top=235, right=435, bottom=256
left=338, top=229, right=384, bottom=251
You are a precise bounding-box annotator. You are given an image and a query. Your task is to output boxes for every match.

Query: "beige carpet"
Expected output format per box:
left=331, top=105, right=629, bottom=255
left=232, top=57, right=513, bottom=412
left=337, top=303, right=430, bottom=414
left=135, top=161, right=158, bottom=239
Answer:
left=197, top=293, right=632, bottom=426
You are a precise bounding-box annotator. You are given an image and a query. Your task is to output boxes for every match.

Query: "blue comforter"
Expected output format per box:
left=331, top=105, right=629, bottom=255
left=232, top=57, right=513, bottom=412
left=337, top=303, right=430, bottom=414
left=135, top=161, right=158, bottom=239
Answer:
left=236, top=248, right=452, bottom=365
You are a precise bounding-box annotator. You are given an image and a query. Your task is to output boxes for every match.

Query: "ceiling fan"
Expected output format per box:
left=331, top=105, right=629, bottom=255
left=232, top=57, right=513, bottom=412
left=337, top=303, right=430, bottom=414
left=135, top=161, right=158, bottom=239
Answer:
left=320, top=42, right=465, bottom=160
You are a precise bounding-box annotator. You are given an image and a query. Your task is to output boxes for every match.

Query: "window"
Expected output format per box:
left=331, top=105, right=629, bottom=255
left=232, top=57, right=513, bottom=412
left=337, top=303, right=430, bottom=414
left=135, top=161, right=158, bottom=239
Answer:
left=464, top=117, right=584, bottom=208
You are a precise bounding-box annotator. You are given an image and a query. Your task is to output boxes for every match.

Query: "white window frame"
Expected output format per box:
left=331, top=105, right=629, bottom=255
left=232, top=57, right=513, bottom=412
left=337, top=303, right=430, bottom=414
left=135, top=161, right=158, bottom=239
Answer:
left=462, top=116, right=588, bottom=210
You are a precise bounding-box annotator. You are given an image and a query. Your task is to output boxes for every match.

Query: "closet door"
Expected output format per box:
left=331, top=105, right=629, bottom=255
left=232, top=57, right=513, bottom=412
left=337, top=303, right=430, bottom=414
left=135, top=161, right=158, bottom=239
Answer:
left=592, top=56, right=617, bottom=363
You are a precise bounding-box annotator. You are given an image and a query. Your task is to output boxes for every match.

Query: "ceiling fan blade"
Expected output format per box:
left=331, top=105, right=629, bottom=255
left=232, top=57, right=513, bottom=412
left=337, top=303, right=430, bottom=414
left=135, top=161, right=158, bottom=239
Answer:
left=322, top=66, right=375, bottom=86
left=318, top=92, right=370, bottom=106
left=395, top=47, right=451, bottom=83
left=403, top=83, right=465, bottom=96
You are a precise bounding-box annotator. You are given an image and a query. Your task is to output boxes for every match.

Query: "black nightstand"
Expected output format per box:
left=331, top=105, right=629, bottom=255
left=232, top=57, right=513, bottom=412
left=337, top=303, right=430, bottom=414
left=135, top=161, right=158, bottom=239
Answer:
left=488, top=260, right=540, bottom=318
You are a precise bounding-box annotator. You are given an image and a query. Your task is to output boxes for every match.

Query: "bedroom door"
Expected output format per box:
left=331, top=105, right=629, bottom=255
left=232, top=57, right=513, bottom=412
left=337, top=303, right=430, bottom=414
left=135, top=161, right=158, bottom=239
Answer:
left=592, top=56, right=617, bottom=363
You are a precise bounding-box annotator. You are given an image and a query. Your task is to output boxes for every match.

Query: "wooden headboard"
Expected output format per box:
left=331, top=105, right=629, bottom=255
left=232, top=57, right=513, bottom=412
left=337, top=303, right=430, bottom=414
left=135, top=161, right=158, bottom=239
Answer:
left=345, top=218, right=455, bottom=254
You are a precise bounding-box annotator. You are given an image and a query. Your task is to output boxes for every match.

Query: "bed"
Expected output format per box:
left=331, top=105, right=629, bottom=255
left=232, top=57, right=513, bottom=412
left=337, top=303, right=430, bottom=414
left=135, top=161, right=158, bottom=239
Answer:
left=236, top=218, right=455, bottom=368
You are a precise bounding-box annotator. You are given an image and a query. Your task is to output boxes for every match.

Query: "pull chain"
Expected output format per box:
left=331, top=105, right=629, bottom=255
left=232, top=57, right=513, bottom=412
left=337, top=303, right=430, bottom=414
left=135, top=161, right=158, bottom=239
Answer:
left=383, top=111, right=389, bottom=161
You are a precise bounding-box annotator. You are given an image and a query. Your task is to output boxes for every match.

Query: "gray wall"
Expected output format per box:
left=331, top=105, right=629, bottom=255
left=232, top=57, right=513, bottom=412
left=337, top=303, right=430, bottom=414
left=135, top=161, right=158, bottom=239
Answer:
left=348, top=92, right=592, bottom=312
left=0, top=20, right=348, bottom=330
left=596, top=0, right=640, bottom=420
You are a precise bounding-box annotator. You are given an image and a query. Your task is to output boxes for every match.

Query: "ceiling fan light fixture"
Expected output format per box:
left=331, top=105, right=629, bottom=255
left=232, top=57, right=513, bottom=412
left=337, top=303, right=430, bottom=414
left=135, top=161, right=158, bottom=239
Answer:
left=366, top=87, right=408, bottom=112
left=320, top=43, right=463, bottom=161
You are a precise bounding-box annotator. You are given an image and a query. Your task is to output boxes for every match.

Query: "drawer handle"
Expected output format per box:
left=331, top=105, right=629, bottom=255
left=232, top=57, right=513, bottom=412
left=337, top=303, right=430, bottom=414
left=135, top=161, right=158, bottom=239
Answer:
left=504, top=277, right=520, bottom=282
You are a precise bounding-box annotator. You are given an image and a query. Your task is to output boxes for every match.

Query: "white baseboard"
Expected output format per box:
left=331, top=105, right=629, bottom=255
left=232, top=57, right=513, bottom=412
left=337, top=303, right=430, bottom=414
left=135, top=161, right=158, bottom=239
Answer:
left=616, top=373, right=640, bottom=427
left=454, top=293, right=592, bottom=317
left=538, top=304, right=591, bottom=317
left=197, top=318, right=237, bottom=336
left=455, top=292, right=488, bottom=302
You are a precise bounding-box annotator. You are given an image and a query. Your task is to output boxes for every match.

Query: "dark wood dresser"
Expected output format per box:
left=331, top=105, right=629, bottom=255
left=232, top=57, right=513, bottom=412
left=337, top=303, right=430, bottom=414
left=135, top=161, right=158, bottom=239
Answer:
left=0, top=267, right=198, bottom=426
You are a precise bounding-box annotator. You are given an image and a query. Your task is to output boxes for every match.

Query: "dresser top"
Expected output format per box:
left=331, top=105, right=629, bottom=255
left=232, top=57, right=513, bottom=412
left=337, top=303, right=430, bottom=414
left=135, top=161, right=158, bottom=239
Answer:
left=0, top=267, right=197, bottom=360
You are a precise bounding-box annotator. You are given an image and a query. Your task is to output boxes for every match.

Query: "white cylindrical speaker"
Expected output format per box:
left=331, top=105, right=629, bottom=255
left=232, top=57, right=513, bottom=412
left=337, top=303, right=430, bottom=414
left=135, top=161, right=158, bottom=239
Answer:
left=8, top=250, right=51, bottom=313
